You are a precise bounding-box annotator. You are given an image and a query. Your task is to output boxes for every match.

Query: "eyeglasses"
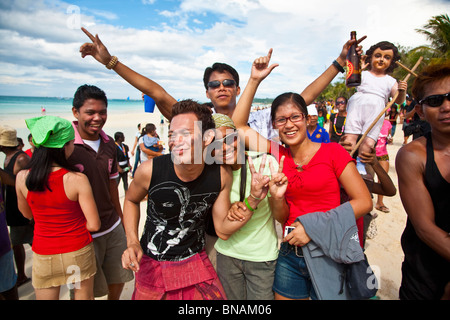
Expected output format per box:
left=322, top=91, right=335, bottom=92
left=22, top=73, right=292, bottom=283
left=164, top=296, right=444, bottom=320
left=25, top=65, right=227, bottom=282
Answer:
left=215, top=131, right=238, bottom=145
left=207, top=79, right=236, bottom=89
left=336, top=101, right=346, bottom=105
left=418, top=92, right=450, bottom=107
left=273, top=113, right=305, bottom=127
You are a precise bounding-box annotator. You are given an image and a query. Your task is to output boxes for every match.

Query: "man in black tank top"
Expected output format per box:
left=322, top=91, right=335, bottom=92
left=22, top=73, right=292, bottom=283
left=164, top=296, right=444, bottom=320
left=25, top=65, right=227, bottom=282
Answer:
left=120, top=100, right=259, bottom=300
left=396, top=62, right=450, bottom=300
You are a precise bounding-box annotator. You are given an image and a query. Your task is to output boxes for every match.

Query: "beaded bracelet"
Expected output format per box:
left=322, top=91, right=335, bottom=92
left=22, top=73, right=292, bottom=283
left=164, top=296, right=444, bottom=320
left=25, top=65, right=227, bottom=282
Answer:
left=106, top=56, right=118, bottom=70
left=244, top=197, right=256, bottom=212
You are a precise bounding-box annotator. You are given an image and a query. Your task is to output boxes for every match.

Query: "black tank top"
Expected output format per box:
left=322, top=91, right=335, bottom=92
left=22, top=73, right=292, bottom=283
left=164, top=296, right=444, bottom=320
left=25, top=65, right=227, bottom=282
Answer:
left=400, top=132, right=450, bottom=299
left=140, top=154, right=221, bottom=261
left=4, top=151, right=29, bottom=226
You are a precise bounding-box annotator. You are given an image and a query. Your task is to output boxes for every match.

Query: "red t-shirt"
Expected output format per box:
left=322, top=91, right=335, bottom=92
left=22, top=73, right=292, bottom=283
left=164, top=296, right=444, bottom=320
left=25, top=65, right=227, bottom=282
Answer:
left=270, top=142, right=355, bottom=227
left=27, top=168, right=92, bottom=255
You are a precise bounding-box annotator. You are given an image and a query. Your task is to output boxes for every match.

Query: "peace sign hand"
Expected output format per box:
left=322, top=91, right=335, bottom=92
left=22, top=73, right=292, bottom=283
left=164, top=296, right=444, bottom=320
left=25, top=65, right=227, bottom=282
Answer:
left=79, top=27, right=113, bottom=66
left=248, top=154, right=270, bottom=202
left=268, top=155, right=288, bottom=200
left=251, top=48, right=279, bottom=83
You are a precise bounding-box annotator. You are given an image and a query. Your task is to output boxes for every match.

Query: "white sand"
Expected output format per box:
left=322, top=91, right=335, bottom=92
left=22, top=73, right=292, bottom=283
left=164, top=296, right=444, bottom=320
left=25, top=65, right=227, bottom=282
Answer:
left=12, top=112, right=410, bottom=300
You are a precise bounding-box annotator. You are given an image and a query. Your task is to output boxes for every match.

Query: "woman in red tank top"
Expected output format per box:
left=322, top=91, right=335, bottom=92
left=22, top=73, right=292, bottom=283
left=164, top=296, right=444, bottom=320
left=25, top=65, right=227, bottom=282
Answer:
left=15, top=116, right=100, bottom=300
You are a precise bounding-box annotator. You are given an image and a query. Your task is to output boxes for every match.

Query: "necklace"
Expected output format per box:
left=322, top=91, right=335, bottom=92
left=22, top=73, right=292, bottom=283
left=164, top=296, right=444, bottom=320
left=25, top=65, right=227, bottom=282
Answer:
left=294, top=154, right=311, bottom=171
left=333, top=114, right=346, bottom=136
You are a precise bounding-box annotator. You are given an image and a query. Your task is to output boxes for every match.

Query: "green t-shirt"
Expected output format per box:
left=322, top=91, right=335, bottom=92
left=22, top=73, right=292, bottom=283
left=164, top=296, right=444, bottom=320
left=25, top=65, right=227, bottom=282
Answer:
left=214, top=151, right=279, bottom=262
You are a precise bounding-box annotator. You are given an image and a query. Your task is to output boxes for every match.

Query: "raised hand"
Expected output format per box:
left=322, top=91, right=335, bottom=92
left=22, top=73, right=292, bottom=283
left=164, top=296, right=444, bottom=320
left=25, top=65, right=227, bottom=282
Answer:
left=250, top=48, right=279, bottom=83
left=79, top=27, right=113, bottom=66
left=339, top=34, right=367, bottom=62
left=248, top=154, right=270, bottom=201
left=268, top=155, right=287, bottom=200
left=361, top=55, right=369, bottom=70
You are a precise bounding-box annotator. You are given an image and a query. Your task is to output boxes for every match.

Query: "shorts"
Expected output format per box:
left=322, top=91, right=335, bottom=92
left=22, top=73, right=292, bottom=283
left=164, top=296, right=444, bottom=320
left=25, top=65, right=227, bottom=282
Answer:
left=9, top=224, right=34, bottom=246
left=377, top=154, right=389, bottom=162
left=32, top=242, right=96, bottom=289
left=273, top=242, right=317, bottom=300
left=92, top=223, right=134, bottom=297
left=217, top=252, right=276, bottom=300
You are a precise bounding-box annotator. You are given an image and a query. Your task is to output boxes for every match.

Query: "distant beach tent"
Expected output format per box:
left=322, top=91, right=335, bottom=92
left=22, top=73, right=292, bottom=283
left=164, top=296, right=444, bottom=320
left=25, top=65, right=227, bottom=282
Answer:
left=143, top=94, right=155, bottom=113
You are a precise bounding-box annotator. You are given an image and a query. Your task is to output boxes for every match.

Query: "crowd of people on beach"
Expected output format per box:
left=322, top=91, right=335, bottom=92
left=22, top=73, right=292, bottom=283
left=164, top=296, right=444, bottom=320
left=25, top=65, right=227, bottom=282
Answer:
left=0, top=27, right=449, bottom=301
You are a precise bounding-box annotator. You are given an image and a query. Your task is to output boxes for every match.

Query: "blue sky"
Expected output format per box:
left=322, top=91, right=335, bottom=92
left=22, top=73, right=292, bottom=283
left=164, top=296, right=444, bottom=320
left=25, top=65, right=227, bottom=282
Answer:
left=0, top=0, right=448, bottom=101
left=70, top=0, right=223, bottom=30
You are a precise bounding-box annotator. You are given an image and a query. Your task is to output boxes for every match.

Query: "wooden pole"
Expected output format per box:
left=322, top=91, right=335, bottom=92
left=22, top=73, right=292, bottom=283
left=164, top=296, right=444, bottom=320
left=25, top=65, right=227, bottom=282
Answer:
left=396, top=61, right=418, bottom=78
left=349, top=56, right=423, bottom=157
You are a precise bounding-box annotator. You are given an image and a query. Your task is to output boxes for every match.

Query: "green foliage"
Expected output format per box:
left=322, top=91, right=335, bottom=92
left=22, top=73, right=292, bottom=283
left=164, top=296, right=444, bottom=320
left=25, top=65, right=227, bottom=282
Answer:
left=415, top=13, right=450, bottom=62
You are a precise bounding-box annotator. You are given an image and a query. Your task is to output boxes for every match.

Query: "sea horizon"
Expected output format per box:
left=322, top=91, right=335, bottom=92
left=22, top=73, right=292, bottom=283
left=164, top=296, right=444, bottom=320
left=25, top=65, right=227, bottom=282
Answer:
left=0, top=95, right=151, bottom=117
left=0, top=95, right=168, bottom=163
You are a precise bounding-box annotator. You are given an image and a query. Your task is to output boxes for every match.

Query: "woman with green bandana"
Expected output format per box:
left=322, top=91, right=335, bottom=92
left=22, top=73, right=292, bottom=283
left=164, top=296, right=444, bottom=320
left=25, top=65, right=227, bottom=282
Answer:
left=15, top=116, right=100, bottom=300
left=211, top=113, right=287, bottom=300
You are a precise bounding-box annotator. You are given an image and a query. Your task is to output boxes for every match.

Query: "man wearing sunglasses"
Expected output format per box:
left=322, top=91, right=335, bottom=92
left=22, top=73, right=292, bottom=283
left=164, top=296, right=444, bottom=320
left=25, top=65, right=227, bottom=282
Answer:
left=396, top=62, right=450, bottom=300
left=80, top=28, right=281, bottom=142
left=203, top=63, right=279, bottom=141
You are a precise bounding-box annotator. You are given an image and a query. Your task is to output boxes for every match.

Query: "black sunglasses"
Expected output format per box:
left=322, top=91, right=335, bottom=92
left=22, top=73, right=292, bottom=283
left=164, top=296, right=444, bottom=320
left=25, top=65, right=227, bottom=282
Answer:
left=207, top=79, right=236, bottom=89
left=215, top=131, right=238, bottom=145
left=418, top=92, right=450, bottom=107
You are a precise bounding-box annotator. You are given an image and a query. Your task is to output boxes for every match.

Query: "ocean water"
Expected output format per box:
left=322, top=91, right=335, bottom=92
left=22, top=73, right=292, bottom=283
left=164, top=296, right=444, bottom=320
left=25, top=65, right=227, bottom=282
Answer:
left=0, top=95, right=148, bottom=120
left=0, top=95, right=167, bottom=164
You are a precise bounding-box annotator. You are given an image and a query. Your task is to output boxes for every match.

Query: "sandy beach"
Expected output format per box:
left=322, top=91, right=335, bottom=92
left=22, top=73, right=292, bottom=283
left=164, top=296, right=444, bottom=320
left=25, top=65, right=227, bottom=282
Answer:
left=8, top=110, right=409, bottom=300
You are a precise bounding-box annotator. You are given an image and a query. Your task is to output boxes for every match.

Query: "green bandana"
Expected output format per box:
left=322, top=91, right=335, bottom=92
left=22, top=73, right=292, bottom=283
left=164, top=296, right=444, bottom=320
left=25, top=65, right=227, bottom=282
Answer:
left=212, top=113, right=236, bottom=129
left=25, top=116, right=75, bottom=148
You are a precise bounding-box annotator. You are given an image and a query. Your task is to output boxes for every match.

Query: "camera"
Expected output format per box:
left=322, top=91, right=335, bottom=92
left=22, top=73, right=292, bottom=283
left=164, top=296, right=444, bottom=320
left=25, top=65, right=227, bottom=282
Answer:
left=284, top=226, right=295, bottom=237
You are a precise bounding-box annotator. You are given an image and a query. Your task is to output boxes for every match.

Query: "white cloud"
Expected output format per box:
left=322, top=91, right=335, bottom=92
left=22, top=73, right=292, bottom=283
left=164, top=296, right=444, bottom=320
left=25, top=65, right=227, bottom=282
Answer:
left=0, top=0, right=448, bottom=101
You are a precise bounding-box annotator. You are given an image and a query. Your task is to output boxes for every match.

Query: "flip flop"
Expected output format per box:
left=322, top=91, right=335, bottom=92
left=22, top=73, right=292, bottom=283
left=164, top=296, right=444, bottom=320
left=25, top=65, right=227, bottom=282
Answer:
left=375, top=205, right=390, bottom=213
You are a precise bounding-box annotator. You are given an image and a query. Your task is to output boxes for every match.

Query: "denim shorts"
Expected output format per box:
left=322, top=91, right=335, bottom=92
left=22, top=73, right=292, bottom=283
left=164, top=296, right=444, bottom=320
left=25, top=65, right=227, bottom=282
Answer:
left=273, top=242, right=317, bottom=300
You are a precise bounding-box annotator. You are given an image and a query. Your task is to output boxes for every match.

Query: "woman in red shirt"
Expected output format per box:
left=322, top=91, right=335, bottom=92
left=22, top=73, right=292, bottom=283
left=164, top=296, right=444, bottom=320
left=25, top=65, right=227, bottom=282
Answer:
left=16, top=116, right=100, bottom=300
left=232, top=47, right=372, bottom=300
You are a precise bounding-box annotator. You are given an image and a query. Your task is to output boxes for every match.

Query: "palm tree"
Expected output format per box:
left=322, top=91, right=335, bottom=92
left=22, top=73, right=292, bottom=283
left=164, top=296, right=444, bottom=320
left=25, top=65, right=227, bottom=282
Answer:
left=414, top=13, right=450, bottom=62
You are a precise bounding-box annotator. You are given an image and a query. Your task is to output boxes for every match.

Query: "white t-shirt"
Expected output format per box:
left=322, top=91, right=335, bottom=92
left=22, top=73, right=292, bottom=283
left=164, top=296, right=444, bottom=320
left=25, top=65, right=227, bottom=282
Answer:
left=83, top=138, right=101, bottom=153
